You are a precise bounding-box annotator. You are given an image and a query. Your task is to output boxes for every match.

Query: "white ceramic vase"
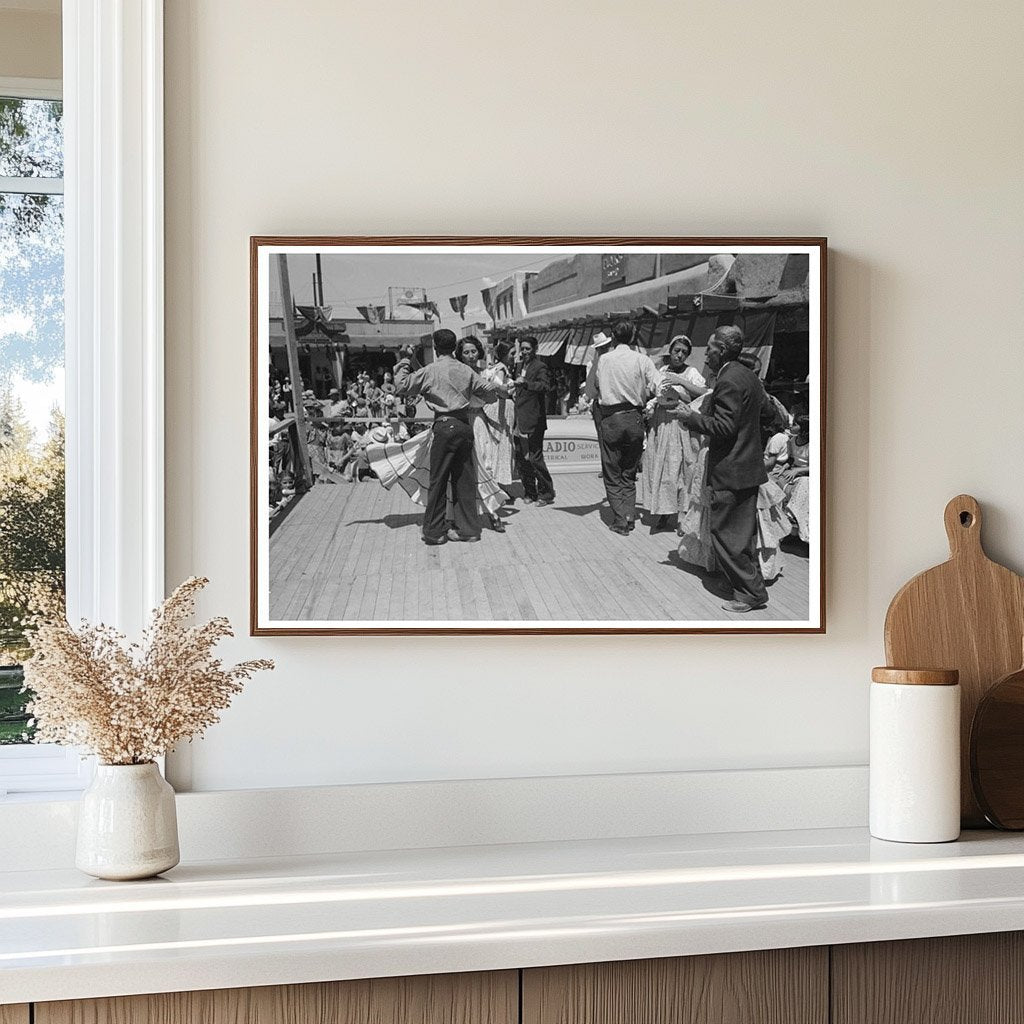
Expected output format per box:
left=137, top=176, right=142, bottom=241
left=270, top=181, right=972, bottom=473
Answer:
left=76, top=762, right=180, bottom=880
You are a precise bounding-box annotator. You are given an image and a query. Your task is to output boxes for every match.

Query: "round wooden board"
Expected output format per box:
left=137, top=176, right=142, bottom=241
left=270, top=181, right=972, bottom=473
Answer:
left=971, top=664, right=1024, bottom=829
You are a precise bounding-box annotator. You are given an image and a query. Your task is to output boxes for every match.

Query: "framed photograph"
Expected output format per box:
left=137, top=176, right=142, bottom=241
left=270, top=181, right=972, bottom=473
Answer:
left=251, top=237, right=826, bottom=634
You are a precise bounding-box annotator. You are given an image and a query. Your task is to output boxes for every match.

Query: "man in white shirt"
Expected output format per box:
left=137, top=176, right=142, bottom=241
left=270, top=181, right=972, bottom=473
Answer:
left=323, top=387, right=349, bottom=420
left=585, top=321, right=659, bottom=535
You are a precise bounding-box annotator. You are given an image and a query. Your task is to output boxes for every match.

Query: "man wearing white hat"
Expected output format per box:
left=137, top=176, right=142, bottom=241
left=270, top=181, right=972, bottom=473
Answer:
left=588, top=330, right=613, bottom=486
left=584, top=321, right=659, bottom=535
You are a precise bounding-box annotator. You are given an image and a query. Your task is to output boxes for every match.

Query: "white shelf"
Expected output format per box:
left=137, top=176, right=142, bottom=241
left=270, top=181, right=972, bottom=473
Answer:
left=5, top=826, right=1024, bottom=1004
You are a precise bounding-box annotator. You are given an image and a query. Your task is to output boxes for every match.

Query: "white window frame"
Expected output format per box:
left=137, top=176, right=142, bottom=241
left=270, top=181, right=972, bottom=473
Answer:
left=0, top=0, right=164, bottom=797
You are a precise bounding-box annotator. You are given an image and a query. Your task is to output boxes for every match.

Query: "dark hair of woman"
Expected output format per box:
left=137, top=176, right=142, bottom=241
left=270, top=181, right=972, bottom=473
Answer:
left=456, top=337, right=482, bottom=365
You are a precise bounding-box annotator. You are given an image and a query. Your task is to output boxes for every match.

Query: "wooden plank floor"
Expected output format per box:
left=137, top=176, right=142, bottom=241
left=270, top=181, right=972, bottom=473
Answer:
left=269, top=473, right=810, bottom=623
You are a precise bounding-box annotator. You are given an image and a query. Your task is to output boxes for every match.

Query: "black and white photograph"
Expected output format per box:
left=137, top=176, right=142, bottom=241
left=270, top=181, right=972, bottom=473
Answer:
left=251, top=239, right=825, bottom=633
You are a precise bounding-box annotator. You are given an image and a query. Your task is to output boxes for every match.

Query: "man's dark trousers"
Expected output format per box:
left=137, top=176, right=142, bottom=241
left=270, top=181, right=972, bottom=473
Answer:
left=710, top=485, right=767, bottom=607
left=600, top=408, right=645, bottom=525
left=592, top=403, right=611, bottom=485
left=514, top=428, right=554, bottom=502
left=424, top=416, right=478, bottom=540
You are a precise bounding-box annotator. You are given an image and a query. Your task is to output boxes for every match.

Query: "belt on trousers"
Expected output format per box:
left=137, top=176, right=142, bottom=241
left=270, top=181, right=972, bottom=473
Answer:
left=599, top=402, right=642, bottom=416
left=434, top=410, right=470, bottom=423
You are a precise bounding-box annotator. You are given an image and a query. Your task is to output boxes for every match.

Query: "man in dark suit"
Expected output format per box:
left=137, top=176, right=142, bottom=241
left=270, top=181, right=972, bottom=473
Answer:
left=512, top=336, right=555, bottom=506
left=676, top=326, right=780, bottom=613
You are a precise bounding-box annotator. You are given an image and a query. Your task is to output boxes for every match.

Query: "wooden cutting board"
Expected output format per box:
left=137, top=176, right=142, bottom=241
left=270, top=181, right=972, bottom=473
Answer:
left=884, top=494, right=1024, bottom=826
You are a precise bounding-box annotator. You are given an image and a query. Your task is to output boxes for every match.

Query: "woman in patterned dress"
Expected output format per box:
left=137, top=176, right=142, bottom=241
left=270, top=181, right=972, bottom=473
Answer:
left=466, top=339, right=515, bottom=490
left=770, top=414, right=811, bottom=543
left=640, top=335, right=709, bottom=532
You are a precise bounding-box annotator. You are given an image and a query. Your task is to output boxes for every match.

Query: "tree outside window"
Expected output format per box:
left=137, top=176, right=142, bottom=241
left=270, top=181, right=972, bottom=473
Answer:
left=0, top=95, right=65, bottom=744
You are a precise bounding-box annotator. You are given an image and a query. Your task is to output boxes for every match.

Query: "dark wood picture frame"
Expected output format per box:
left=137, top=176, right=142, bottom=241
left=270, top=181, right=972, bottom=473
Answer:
left=250, top=236, right=827, bottom=636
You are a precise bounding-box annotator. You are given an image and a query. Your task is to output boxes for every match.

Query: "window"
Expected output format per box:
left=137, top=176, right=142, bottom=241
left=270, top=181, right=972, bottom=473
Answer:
left=0, top=80, right=82, bottom=795
left=1, top=7, right=166, bottom=797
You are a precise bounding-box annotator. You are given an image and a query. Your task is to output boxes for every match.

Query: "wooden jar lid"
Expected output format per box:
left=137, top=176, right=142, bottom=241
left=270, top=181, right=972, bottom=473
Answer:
left=871, top=667, right=960, bottom=686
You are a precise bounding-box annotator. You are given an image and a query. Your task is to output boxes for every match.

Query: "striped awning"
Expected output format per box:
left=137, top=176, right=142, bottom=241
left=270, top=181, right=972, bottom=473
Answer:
left=564, top=325, right=597, bottom=366
left=509, top=307, right=788, bottom=374
left=535, top=327, right=570, bottom=357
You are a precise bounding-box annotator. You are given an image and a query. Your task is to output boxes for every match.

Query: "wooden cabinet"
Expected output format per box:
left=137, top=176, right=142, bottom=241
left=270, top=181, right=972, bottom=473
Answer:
left=34, top=971, right=517, bottom=1024
left=832, top=932, right=1024, bottom=1024
left=14, top=933, right=1024, bottom=1024
left=522, top=948, right=828, bottom=1024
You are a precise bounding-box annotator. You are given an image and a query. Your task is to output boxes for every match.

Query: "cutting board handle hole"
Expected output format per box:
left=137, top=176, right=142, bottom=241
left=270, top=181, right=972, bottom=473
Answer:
left=960, top=511, right=974, bottom=527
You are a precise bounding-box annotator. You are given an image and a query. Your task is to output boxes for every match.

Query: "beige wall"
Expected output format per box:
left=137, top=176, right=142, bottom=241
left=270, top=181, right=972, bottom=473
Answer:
left=164, top=0, right=1024, bottom=791
left=0, top=8, right=60, bottom=81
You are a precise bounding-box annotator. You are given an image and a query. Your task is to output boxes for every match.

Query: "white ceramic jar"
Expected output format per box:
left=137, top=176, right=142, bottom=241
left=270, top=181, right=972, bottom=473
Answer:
left=870, top=667, right=961, bottom=843
left=76, top=762, right=180, bottom=880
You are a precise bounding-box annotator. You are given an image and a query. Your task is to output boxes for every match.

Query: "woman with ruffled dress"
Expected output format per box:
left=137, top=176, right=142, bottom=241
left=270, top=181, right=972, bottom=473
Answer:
left=675, top=388, right=716, bottom=572
left=756, top=450, right=792, bottom=582
left=365, top=339, right=509, bottom=533
left=469, top=340, right=515, bottom=491
left=769, top=414, right=811, bottom=543
left=640, top=335, right=709, bottom=532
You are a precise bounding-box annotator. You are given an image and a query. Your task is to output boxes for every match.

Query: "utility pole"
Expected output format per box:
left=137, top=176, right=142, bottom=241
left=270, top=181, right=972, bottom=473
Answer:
left=275, top=253, right=313, bottom=491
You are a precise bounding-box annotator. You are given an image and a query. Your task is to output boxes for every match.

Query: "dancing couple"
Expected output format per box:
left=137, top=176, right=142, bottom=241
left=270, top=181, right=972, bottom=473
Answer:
left=367, top=329, right=515, bottom=545
left=674, top=325, right=788, bottom=613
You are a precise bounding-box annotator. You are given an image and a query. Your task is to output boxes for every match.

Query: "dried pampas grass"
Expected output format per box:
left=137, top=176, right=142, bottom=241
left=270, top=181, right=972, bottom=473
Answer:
left=23, top=577, right=273, bottom=765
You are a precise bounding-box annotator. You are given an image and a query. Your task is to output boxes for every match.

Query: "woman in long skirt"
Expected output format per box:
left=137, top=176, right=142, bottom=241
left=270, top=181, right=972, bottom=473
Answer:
left=640, top=335, right=709, bottom=531
left=471, top=340, right=515, bottom=489
left=675, top=390, right=716, bottom=572
left=768, top=414, right=811, bottom=543
left=755, top=474, right=791, bottom=582
left=365, top=423, right=507, bottom=527
left=460, top=336, right=513, bottom=531
left=365, top=338, right=511, bottom=533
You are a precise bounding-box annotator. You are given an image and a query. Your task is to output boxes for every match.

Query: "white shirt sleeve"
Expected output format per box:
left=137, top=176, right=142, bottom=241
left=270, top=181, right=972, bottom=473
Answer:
left=766, top=432, right=789, bottom=464
left=682, top=365, right=707, bottom=390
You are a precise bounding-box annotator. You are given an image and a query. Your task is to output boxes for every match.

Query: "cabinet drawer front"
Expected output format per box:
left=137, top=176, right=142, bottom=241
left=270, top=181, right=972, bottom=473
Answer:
left=524, top=949, right=828, bottom=1024
left=832, top=933, right=1024, bottom=1024
left=0, top=1007, right=30, bottom=1024
left=35, top=971, right=518, bottom=1024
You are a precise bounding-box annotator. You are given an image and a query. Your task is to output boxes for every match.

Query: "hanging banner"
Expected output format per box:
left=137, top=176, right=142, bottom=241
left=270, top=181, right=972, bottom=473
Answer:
left=389, top=286, right=427, bottom=316
left=401, top=298, right=441, bottom=321
left=480, top=277, right=496, bottom=319
left=356, top=305, right=385, bottom=325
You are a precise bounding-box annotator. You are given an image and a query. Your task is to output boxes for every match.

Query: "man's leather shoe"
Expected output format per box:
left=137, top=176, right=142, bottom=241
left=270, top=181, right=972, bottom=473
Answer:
left=447, top=530, right=481, bottom=543
left=536, top=497, right=554, bottom=507
left=423, top=534, right=448, bottom=546
left=722, top=599, right=767, bottom=613
left=609, top=522, right=630, bottom=536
